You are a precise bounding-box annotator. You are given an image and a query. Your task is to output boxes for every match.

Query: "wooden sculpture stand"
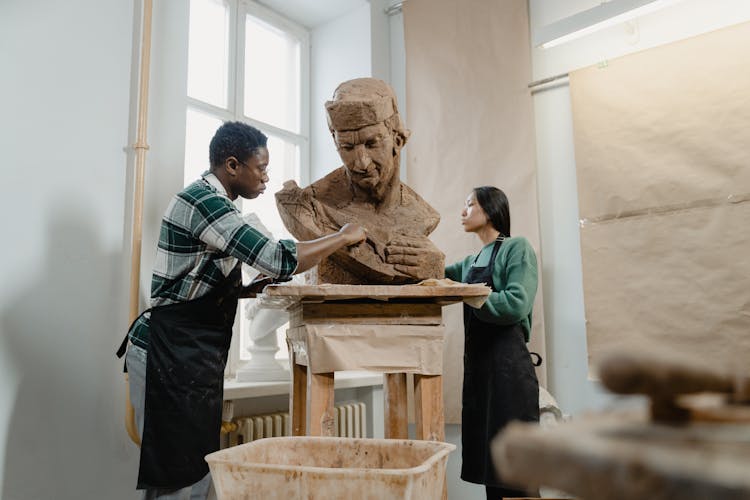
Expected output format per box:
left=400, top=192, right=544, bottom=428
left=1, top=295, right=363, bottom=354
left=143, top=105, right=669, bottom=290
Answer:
left=286, top=299, right=445, bottom=441
left=260, top=283, right=490, bottom=500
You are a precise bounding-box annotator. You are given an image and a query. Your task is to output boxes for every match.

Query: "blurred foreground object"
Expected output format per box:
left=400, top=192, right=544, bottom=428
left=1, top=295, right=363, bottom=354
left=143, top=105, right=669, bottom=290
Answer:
left=492, top=350, right=750, bottom=500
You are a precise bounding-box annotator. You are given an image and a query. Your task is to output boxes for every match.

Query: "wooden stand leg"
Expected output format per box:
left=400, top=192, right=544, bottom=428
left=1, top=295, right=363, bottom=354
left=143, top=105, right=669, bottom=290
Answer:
left=288, top=346, right=307, bottom=436
left=383, top=373, right=408, bottom=439
left=415, top=374, right=446, bottom=500
left=309, top=372, right=335, bottom=436
left=414, top=374, right=445, bottom=441
left=415, top=374, right=447, bottom=499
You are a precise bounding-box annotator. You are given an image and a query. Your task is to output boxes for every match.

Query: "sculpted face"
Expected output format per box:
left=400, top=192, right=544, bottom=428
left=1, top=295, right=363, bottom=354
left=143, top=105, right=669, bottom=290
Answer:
left=334, top=122, right=399, bottom=201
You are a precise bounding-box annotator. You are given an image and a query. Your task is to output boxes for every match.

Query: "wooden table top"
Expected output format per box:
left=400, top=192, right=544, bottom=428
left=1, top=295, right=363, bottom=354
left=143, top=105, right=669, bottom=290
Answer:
left=257, top=281, right=491, bottom=308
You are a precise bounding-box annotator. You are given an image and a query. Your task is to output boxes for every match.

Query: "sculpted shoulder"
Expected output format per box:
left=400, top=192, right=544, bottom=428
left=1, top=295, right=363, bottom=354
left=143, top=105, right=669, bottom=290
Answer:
left=276, top=168, right=351, bottom=208
left=400, top=183, right=441, bottom=234
left=275, top=178, right=304, bottom=202
left=308, top=167, right=352, bottom=209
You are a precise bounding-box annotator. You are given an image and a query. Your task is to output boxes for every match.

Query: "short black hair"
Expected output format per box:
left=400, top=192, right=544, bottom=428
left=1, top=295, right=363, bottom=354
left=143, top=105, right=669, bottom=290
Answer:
left=473, top=186, right=511, bottom=237
left=209, top=121, right=268, bottom=168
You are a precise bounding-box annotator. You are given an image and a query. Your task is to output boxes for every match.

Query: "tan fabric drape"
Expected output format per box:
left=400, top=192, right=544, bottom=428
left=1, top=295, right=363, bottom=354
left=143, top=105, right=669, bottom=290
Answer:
left=570, top=21, right=750, bottom=375
left=403, top=0, right=545, bottom=422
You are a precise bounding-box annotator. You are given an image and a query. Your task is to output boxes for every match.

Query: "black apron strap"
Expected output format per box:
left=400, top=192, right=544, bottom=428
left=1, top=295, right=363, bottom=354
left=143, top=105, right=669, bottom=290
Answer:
left=115, top=334, right=129, bottom=360
left=116, top=308, right=154, bottom=375
left=530, top=351, right=543, bottom=367
left=117, top=307, right=154, bottom=358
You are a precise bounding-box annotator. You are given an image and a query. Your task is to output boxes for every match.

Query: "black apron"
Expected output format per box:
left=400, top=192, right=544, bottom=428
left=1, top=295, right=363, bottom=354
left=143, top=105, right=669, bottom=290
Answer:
left=118, top=267, right=241, bottom=490
left=461, top=238, right=539, bottom=487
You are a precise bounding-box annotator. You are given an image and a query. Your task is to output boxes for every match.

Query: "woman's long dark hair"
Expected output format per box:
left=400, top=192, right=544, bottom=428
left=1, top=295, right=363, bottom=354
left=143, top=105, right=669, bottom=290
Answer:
left=473, top=186, right=510, bottom=237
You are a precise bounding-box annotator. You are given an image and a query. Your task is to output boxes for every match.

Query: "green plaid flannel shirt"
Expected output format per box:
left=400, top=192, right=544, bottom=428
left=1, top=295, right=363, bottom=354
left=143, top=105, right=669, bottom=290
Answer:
left=128, top=172, right=298, bottom=349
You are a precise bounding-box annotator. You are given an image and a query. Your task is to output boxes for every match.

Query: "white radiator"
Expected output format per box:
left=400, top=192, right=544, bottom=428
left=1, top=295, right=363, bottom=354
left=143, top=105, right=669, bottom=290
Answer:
left=227, top=402, right=367, bottom=446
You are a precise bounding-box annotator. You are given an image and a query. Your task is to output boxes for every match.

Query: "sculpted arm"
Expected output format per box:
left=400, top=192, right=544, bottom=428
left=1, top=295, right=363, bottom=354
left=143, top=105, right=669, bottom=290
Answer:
left=276, top=180, right=333, bottom=242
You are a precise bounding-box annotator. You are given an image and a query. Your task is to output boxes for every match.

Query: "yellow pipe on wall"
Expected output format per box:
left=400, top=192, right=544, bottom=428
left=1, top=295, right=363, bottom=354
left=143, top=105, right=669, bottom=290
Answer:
left=125, top=0, right=154, bottom=447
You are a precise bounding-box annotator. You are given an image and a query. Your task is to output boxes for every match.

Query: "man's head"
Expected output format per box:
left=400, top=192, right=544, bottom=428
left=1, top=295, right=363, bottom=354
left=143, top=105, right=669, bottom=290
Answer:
left=209, top=121, right=269, bottom=200
left=326, top=78, right=411, bottom=201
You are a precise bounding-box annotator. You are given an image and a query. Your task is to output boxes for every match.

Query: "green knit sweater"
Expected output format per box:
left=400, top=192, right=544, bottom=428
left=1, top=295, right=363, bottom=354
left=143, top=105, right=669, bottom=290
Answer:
left=445, top=236, right=538, bottom=341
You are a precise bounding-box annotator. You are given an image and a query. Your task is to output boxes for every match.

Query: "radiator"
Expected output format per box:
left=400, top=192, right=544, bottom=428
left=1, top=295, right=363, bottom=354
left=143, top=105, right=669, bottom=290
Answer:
left=227, top=402, right=367, bottom=446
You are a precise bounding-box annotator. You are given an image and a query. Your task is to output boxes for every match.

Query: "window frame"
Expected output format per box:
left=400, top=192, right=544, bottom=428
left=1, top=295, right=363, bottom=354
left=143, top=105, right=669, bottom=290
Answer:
left=185, top=0, right=311, bottom=186
left=185, top=0, right=310, bottom=377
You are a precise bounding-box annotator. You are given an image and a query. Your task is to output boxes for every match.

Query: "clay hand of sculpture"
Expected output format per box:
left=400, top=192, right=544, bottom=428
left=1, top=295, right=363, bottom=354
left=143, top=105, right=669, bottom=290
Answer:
left=385, top=234, right=445, bottom=280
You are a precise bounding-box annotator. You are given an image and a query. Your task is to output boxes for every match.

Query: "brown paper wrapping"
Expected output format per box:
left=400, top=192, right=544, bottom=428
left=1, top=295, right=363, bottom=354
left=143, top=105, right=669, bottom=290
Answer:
left=288, top=324, right=444, bottom=375
left=570, top=21, right=750, bottom=374
left=404, top=0, right=545, bottom=422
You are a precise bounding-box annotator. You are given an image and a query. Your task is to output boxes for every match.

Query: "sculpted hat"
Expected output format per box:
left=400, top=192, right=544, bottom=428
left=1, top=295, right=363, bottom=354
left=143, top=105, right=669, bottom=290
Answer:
left=325, top=78, right=399, bottom=132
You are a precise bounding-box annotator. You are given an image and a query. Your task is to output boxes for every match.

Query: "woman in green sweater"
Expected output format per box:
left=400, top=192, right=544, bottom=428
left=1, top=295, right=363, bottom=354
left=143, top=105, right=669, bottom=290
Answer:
left=445, top=186, right=539, bottom=500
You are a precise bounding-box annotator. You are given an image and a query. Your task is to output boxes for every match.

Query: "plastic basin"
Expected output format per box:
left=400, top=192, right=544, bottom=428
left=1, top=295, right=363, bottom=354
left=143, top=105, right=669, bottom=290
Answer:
left=205, top=436, right=455, bottom=499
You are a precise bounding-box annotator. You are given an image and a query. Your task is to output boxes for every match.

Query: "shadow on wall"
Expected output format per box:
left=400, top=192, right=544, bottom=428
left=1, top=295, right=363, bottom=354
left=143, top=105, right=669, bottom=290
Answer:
left=1, top=206, right=134, bottom=499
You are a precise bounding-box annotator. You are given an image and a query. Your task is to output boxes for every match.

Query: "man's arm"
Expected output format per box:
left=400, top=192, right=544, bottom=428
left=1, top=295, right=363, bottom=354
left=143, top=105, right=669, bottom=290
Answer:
left=238, top=275, right=282, bottom=298
left=188, top=192, right=298, bottom=279
left=294, top=223, right=366, bottom=273
left=237, top=224, right=366, bottom=297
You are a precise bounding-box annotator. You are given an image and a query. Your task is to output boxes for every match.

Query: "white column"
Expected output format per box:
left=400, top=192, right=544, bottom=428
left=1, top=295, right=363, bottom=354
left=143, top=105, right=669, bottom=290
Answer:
left=235, top=302, right=290, bottom=382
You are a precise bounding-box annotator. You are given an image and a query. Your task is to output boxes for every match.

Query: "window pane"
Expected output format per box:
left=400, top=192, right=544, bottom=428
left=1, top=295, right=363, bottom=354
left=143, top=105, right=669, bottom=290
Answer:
left=239, top=135, right=299, bottom=361
left=240, top=134, right=299, bottom=239
left=188, top=0, right=229, bottom=108
left=184, top=108, right=222, bottom=186
left=244, top=14, right=301, bottom=132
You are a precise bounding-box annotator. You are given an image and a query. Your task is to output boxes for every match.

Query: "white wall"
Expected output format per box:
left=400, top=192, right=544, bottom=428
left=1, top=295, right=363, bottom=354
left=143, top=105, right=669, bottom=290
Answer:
left=0, top=0, right=140, bottom=498
left=138, top=0, right=191, bottom=307
left=370, top=0, right=409, bottom=182
left=529, top=0, right=750, bottom=415
left=309, top=4, right=372, bottom=182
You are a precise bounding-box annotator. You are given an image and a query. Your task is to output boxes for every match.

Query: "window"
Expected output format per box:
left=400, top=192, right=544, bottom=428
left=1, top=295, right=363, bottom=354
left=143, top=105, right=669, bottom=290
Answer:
left=185, top=0, right=309, bottom=373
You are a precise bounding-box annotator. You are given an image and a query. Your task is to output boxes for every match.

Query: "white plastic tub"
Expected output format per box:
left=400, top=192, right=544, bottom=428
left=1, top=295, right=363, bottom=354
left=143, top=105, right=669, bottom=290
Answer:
left=205, top=436, right=455, bottom=500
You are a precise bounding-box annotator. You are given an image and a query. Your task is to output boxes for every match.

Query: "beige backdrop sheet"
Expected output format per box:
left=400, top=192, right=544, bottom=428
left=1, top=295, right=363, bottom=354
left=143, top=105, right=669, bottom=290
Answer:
left=570, top=22, right=750, bottom=375
left=404, top=0, right=545, bottom=423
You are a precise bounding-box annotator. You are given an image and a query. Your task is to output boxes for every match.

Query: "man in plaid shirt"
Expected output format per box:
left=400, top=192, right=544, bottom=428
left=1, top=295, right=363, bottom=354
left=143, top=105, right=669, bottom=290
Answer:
left=120, top=121, right=365, bottom=499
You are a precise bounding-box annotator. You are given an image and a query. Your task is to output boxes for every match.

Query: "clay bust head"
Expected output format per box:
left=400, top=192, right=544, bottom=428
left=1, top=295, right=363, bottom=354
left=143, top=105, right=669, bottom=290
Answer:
left=326, top=78, right=411, bottom=202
